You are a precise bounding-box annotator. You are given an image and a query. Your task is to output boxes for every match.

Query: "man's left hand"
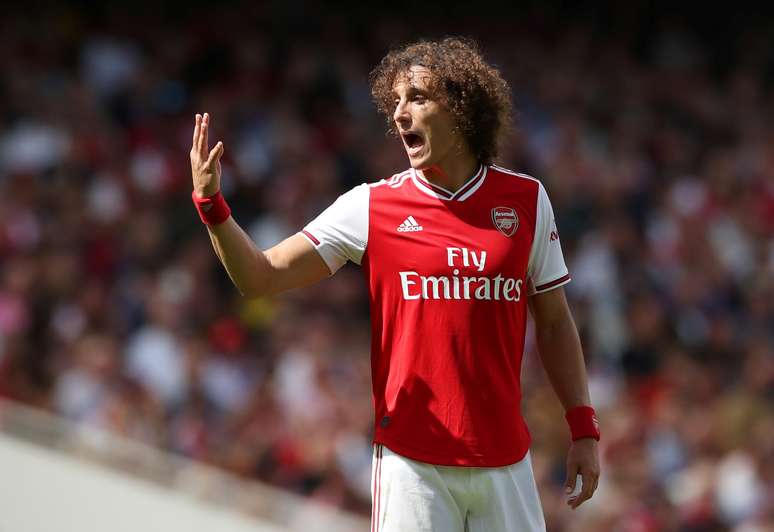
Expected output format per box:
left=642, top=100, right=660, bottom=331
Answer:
left=564, top=438, right=600, bottom=509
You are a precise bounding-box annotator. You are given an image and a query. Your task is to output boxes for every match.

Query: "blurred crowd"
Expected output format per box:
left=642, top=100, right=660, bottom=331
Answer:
left=0, top=4, right=772, bottom=531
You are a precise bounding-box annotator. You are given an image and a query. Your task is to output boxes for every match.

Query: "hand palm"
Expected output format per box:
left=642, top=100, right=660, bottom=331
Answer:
left=190, top=112, right=224, bottom=197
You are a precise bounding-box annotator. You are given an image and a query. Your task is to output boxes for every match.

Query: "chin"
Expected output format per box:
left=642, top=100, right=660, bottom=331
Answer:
left=407, top=154, right=431, bottom=169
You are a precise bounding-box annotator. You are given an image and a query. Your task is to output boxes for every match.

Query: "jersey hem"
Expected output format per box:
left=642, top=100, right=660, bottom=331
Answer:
left=373, top=434, right=531, bottom=468
left=300, top=230, right=320, bottom=246
left=298, top=231, right=337, bottom=275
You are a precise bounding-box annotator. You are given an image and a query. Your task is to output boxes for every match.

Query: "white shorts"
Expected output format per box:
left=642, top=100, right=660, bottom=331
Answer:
left=370, top=444, right=546, bottom=532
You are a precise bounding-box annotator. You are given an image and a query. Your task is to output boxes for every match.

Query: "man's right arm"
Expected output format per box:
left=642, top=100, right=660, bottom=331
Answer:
left=206, top=221, right=331, bottom=298
left=191, top=112, right=331, bottom=298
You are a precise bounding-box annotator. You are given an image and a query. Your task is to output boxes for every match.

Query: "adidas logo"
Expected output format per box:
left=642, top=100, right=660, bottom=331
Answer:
left=397, top=216, right=423, bottom=232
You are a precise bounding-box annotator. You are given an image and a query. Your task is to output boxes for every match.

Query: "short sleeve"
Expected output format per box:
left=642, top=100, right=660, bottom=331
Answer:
left=527, top=182, right=571, bottom=295
left=300, top=183, right=369, bottom=274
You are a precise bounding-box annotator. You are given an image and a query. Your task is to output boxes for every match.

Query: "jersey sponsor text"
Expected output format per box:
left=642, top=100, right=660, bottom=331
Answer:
left=399, top=247, right=523, bottom=301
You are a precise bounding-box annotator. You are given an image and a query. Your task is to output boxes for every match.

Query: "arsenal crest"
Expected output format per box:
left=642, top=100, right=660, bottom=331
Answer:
left=491, top=207, right=519, bottom=237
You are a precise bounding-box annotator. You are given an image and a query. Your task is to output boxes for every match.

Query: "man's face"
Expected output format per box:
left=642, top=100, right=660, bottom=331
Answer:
left=392, top=66, right=464, bottom=170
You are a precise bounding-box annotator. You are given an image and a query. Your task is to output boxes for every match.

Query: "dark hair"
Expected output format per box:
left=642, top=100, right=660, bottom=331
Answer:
left=369, top=37, right=513, bottom=164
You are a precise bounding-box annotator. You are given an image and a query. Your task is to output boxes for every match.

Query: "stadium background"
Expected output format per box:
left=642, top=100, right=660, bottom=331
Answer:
left=0, top=2, right=772, bottom=531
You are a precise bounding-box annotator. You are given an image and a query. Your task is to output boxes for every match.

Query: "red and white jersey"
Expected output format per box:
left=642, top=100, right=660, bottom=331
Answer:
left=301, top=164, right=570, bottom=467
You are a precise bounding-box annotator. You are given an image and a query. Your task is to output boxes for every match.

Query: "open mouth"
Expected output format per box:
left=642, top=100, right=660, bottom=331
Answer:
left=401, top=132, right=425, bottom=157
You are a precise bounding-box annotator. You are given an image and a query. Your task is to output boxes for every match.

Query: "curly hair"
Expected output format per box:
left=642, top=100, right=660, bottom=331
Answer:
left=369, top=37, right=513, bottom=164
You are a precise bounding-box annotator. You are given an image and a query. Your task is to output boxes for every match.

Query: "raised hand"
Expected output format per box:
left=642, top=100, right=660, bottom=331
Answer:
left=190, top=113, right=224, bottom=198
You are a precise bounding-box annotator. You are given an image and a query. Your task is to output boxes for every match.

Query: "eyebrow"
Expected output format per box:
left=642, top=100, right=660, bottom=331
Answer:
left=391, top=86, right=430, bottom=98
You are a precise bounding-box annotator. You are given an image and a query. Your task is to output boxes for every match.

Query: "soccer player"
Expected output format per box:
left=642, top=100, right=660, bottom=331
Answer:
left=190, top=37, right=600, bottom=532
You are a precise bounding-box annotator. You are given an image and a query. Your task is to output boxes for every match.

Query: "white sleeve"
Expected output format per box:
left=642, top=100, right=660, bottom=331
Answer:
left=527, top=182, right=571, bottom=295
left=300, top=183, right=369, bottom=274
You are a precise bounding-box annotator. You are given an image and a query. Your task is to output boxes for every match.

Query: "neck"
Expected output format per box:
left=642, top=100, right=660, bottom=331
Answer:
left=418, top=153, right=480, bottom=193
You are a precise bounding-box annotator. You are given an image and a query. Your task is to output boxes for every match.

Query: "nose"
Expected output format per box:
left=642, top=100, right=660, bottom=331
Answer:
left=393, top=99, right=411, bottom=129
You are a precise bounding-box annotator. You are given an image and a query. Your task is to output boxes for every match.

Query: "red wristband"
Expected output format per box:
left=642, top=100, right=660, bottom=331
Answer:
left=192, top=190, right=231, bottom=226
left=565, top=406, right=600, bottom=441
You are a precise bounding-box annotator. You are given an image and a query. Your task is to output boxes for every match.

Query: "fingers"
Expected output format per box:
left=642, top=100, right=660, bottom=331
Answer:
left=564, top=465, right=579, bottom=494
left=207, top=141, right=224, bottom=166
left=193, top=112, right=211, bottom=158
left=564, top=463, right=580, bottom=506
left=565, top=439, right=600, bottom=510
left=200, top=113, right=210, bottom=156
left=570, top=470, right=592, bottom=509
left=192, top=113, right=201, bottom=150
left=568, top=466, right=599, bottom=509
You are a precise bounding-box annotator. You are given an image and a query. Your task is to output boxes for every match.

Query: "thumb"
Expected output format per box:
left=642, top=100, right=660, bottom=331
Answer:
left=565, top=463, right=580, bottom=494
left=207, top=141, right=224, bottom=166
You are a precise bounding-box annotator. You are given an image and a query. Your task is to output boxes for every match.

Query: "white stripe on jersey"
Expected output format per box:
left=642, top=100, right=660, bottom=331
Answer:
left=456, top=166, right=488, bottom=201
left=389, top=172, right=412, bottom=189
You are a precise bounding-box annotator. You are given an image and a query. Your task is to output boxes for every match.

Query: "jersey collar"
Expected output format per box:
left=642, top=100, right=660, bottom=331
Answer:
left=411, top=165, right=487, bottom=202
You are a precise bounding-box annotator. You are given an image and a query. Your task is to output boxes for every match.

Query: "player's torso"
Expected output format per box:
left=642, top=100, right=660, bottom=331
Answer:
left=362, top=165, right=542, bottom=402
left=362, top=166, right=540, bottom=465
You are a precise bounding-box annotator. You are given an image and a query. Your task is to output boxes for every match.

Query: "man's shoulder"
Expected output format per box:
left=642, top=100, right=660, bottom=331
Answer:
left=368, top=168, right=414, bottom=190
left=486, top=164, right=543, bottom=192
left=329, top=170, right=414, bottom=212
left=364, top=169, right=417, bottom=205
